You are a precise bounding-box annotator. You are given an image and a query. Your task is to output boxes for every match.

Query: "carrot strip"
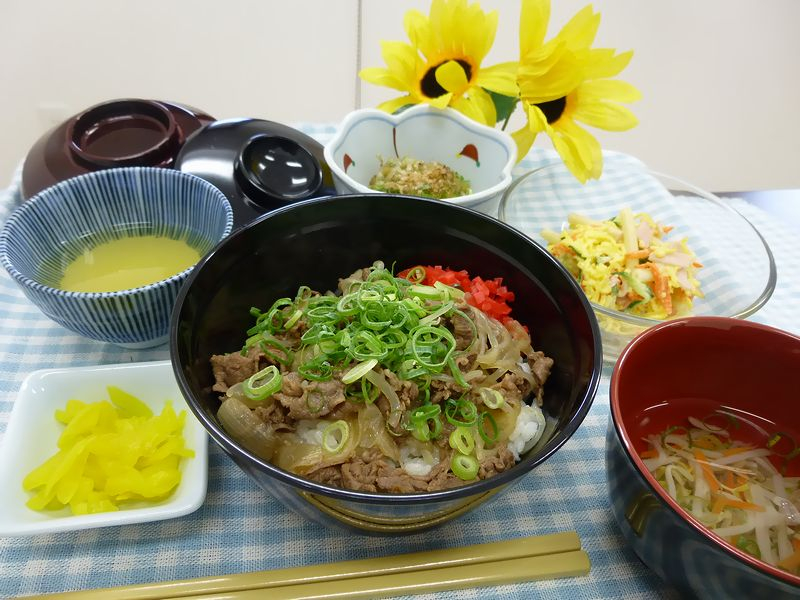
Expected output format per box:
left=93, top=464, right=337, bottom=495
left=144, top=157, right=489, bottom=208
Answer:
left=724, top=471, right=735, bottom=489
left=694, top=450, right=720, bottom=493
left=711, top=494, right=765, bottom=513
left=647, top=263, right=673, bottom=315
left=721, top=446, right=755, bottom=456
left=639, top=449, right=659, bottom=459
left=625, top=249, right=650, bottom=260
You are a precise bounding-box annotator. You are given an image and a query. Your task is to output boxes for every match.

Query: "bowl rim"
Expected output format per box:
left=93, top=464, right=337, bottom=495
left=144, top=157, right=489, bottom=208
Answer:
left=322, top=105, right=517, bottom=206
left=498, top=163, right=778, bottom=327
left=0, top=166, right=234, bottom=299
left=610, top=316, right=800, bottom=588
left=170, top=192, right=603, bottom=504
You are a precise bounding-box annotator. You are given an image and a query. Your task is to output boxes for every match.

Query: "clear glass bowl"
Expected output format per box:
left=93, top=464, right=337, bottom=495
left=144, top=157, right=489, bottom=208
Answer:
left=499, top=157, right=777, bottom=362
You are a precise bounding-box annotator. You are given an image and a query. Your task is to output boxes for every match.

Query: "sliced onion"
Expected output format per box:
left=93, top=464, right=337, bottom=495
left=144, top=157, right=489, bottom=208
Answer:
left=364, top=370, right=402, bottom=428
left=358, top=404, right=399, bottom=462
left=217, top=397, right=279, bottom=460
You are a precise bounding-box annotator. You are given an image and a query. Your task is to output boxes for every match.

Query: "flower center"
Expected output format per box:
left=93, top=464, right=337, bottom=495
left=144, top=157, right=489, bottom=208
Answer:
left=536, top=97, right=567, bottom=124
left=420, top=59, right=472, bottom=98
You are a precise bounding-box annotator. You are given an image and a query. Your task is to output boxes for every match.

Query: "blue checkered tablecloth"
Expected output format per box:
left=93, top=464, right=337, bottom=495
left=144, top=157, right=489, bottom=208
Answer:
left=1, top=124, right=799, bottom=599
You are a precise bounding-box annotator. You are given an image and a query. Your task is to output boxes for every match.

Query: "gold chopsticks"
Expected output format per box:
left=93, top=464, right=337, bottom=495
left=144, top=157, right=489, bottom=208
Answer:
left=39, top=531, right=589, bottom=599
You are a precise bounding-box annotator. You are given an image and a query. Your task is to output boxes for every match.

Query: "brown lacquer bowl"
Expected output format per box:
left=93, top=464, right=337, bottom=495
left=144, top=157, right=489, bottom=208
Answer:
left=21, top=98, right=215, bottom=199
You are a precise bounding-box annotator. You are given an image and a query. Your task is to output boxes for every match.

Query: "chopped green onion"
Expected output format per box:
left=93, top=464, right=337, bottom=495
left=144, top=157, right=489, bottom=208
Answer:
left=449, top=427, right=475, bottom=455
left=342, top=359, right=378, bottom=385
left=242, top=365, right=282, bottom=401
left=349, top=329, right=388, bottom=361
left=409, top=403, right=441, bottom=424
left=447, top=354, right=469, bottom=389
left=321, top=420, right=349, bottom=453
left=298, top=358, right=333, bottom=382
left=419, top=301, right=454, bottom=326
left=479, top=388, right=505, bottom=410
left=477, top=411, right=499, bottom=445
left=283, top=309, right=303, bottom=329
left=407, top=284, right=443, bottom=300
left=445, top=397, right=478, bottom=427
left=410, top=325, right=456, bottom=369
left=409, top=411, right=442, bottom=442
left=434, top=280, right=465, bottom=300
left=258, top=335, right=294, bottom=366
left=451, top=453, right=479, bottom=480
left=404, top=266, right=426, bottom=283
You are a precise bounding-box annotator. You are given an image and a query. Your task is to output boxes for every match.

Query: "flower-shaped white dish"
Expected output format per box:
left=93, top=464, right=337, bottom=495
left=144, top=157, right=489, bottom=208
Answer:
left=0, top=360, right=208, bottom=536
left=323, top=105, right=516, bottom=216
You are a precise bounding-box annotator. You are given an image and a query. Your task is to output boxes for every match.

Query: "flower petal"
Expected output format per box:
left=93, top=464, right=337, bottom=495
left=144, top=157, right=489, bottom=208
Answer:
left=554, top=5, right=601, bottom=51
left=429, top=92, right=454, bottom=109
left=551, top=119, right=602, bottom=182
left=580, top=79, right=641, bottom=104
left=404, top=9, right=433, bottom=58
left=519, top=0, right=551, bottom=57
left=476, top=62, right=519, bottom=97
left=436, top=60, right=469, bottom=94
left=518, top=48, right=586, bottom=103
left=469, top=86, right=499, bottom=124
left=377, top=96, right=417, bottom=114
left=587, top=49, right=633, bottom=79
left=573, top=98, right=639, bottom=131
left=511, top=123, right=538, bottom=160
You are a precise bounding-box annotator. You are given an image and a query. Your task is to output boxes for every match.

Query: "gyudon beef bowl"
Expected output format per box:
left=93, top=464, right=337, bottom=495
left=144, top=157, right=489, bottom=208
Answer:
left=170, top=194, right=602, bottom=533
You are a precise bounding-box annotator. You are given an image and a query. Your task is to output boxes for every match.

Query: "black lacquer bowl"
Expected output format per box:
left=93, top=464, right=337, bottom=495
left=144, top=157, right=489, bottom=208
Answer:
left=175, top=118, right=336, bottom=228
left=170, top=194, right=602, bottom=534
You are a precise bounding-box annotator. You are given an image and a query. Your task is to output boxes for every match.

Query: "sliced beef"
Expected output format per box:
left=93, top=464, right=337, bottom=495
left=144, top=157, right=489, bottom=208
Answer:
left=273, top=372, right=346, bottom=420
left=448, top=311, right=475, bottom=351
left=254, top=401, right=293, bottom=432
left=340, top=448, right=393, bottom=493
left=528, top=350, right=554, bottom=406
left=210, top=351, right=259, bottom=393
left=497, top=371, right=531, bottom=406
left=307, top=465, right=342, bottom=488
left=430, top=378, right=467, bottom=404
left=383, top=369, right=418, bottom=406
left=478, top=444, right=516, bottom=479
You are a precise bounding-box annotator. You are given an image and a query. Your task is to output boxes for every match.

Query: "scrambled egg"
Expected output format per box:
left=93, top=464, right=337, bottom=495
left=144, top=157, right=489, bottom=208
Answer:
left=542, top=209, right=703, bottom=320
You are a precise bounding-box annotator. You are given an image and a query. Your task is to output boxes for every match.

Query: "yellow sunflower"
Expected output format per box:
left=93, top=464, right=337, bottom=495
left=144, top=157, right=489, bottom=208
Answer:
left=513, top=0, right=641, bottom=182
left=359, top=0, right=518, bottom=126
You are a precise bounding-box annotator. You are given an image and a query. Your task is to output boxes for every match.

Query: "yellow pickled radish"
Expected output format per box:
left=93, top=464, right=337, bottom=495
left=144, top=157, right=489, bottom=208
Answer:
left=22, top=386, right=194, bottom=515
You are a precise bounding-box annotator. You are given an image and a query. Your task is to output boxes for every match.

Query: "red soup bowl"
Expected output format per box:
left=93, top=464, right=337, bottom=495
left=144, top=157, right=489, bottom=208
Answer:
left=607, top=317, right=800, bottom=598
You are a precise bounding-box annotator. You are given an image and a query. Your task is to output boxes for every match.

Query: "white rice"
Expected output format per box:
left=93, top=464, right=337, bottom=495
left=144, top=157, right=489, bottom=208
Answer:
left=508, top=403, right=547, bottom=461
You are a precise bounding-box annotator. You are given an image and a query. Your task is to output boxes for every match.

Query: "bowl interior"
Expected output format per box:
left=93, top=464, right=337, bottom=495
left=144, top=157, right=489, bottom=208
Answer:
left=2, top=168, right=232, bottom=288
left=614, top=318, right=800, bottom=454
left=172, top=194, right=601, bottom=499
left=500, top=156, right=776, bottom=323
left=612, top=317, right=800, bottom=582
left=327, top=109, right=514, bottom=196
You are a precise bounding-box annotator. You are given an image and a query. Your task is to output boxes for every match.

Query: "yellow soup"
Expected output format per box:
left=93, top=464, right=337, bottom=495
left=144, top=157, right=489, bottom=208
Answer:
left=59, top=235, right=201, bottom=293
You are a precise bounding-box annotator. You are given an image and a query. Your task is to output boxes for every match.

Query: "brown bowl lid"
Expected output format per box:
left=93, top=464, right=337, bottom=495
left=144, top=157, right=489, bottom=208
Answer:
left=21, top=98, right=214, bottom=199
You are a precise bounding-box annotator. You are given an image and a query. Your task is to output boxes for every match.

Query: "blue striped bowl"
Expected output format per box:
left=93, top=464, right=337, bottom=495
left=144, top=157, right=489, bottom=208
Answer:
left=0, top=167, right=233, bottom=348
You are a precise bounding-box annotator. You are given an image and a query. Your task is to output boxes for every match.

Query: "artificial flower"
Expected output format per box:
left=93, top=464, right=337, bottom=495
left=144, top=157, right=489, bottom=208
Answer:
left=358, top=0, right=518, bottom=125
left=513, top=0, right=641, bottom=182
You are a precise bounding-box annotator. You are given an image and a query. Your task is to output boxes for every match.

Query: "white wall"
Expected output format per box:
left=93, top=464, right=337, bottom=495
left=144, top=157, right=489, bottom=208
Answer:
left=0, top=0, right=359, bottom=185
left=1, top=0, right=798, bottom=192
